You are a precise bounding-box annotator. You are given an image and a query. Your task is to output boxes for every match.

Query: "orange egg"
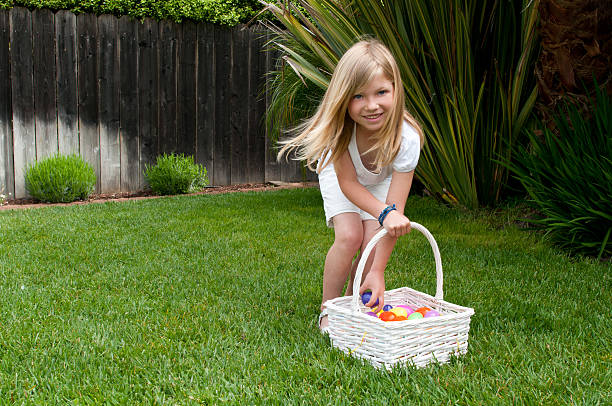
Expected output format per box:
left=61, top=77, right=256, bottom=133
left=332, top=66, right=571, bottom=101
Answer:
left=415, top=307, right=431, bottom=316
left=394, top=316, right=408, bottom=321
left=379, top=311, right=397, bottom=322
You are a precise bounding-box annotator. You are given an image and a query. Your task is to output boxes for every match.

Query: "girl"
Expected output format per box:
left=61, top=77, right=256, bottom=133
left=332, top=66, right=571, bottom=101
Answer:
left=278, top=39, right=423, bottom=333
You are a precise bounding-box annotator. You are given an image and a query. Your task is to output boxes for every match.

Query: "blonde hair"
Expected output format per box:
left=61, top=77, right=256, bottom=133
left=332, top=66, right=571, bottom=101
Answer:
left=277, top=38, right=423, bottom=173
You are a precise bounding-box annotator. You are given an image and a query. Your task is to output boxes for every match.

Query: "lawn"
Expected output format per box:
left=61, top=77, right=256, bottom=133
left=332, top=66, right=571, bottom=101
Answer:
left=0, top=188, right=610, bottom=404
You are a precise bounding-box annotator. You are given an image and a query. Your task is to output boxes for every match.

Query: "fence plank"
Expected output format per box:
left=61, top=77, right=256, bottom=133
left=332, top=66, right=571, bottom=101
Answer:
left=196, top=22, right=215, bottom=184
left=213, top=26, right=231, bottom=185
left=230, top=27, right=249, bottom=184
left=10, top=8, right=35, bottom=198
left=32, top=9, right=58, bottom=161
left=119, top=15, right=140, bottom=193
left=281, top=151, right=302, bottom=182
left=158, top=20, right=177, bottom=154
left=55, top=10, right=79, bottom=156
left=247, top=26, right=267, bottom=184
left=77, top=13, right=100, bottom=192
left=138, top=18, right=159, bottom=189
left=264, top=45, right=281, bottom=183
left=98, top=15, right=120, bottom=193
left=280, top=65, right=302, bottom=188
left=0, top=10, right=13, bottom=199
left=176, top=21, right=196, bottom=158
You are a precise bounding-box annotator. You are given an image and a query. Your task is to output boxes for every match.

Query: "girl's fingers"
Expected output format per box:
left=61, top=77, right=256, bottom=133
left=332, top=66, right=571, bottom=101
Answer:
left=383, top=212, right=412, bottom=238
left=362, top=289, right=384, bottom=309
left=394, top=221, right=411, bottom=237
left=364, top=290, right=380, bottom=308
left=377, top=296, right=384, bottom=310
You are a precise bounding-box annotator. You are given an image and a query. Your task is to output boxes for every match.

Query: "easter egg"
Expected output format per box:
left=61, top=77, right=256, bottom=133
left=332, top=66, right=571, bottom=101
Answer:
left=397, top=305, right=414, bottom=316
left=394, top=316, right=408, bottom=321
left=415, top=307, right=431, bottom=316
left=407, top=312, right=424, bottom=320
left=424, top=310, right=440, bottom=318
left=389, top=307, right=408, bottom=318
left=379, top=311, right=397, bottom=322
left=365, top=311, right=378, bottom=317
left=383, top=304, right=393, bottom=312
left=361, top=291, right=379, bottom=307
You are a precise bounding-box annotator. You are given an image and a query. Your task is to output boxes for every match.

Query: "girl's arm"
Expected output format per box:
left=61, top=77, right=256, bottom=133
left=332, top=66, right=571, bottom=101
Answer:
left=357, top=170, right=415, bottom=308
left=336, top=151, right=415, bottom=308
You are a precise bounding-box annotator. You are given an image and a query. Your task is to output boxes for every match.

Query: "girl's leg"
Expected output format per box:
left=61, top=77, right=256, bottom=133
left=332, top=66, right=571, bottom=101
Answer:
left=344, top=220, right=380, bottom=296
left=319, top=212, right=363, bottom=328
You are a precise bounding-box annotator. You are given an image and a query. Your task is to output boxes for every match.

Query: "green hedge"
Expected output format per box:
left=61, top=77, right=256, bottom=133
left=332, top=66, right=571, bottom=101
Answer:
left=0, top=0, right=264, bottom=26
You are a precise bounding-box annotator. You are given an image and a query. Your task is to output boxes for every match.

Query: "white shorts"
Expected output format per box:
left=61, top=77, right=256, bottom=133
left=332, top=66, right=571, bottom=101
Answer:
left=318, top=163, right=391, bottom=228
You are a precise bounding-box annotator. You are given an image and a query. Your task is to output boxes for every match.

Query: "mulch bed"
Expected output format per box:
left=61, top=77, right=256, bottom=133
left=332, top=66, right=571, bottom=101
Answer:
left=0, top=182, right=319, bottom=211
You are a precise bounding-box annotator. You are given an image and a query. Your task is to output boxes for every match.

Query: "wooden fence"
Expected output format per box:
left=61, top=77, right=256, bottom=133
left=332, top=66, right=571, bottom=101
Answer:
left=0, top=7, right=310, bottom=199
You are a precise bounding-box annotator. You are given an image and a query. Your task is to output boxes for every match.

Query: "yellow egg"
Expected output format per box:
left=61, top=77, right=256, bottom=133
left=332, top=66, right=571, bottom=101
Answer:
left=389, top=307, right=408, bottom=318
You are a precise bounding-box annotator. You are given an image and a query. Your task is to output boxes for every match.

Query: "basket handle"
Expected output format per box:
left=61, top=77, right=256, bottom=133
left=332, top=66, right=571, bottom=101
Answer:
left=350, top=222, right=443, bottom=312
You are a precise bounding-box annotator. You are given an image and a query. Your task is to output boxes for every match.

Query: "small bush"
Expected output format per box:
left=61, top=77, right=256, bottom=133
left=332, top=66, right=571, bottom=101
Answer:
left=25, top=154, right=96, bottom=203
left=509, top=84, right=612, bottom=259
left=144, top=153, right=208, bottom=195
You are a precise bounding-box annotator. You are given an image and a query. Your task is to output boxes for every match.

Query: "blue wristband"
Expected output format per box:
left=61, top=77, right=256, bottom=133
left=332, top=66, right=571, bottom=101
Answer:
left=378, top=204, right=397, bottom=226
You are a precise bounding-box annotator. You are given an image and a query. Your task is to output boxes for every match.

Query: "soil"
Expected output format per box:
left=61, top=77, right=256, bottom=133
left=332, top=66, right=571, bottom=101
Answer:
left=0, top=181, right=319, bottom=211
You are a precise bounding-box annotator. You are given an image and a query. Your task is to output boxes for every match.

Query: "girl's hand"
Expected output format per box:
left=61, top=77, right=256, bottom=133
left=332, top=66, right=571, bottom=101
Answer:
left=382, top=210, right=411, bottom=238
left=359, top=271, right=386, bottom=310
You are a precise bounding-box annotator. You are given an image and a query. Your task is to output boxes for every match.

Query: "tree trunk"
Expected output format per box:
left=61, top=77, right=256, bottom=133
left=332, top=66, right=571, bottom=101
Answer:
left=536, top=0, right=612, bottom=122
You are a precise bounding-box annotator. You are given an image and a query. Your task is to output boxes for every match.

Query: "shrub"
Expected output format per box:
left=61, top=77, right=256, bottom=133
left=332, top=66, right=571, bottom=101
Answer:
left=144, top=153, right=208, bottom=195
left=0, top=0, right=264, bottom=26
left=25, top=154, right=96, bottom=203
left=509, top=84, right=612, bottom=259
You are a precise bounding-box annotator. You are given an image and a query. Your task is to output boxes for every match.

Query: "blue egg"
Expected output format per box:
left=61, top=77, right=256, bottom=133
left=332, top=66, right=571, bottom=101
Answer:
left=360, top=291, right=379, bottom=307
left=383, top=304, right=393, bottom=311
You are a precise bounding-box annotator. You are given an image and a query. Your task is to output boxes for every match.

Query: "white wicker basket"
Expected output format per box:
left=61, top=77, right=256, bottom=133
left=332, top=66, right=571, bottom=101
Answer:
left=324, top=223, right=474, bottom=370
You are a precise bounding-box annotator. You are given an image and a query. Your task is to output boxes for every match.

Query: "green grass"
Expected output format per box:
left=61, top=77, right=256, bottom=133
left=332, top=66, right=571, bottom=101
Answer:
left=0, top=188, right=610, bottom=404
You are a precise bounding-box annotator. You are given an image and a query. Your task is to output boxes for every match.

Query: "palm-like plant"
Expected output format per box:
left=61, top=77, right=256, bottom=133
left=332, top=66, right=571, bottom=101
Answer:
left=262, top=0, right=540, bottom=208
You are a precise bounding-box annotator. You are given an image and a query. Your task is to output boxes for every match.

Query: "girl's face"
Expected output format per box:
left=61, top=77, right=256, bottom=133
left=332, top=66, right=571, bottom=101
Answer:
left=347, top=72, right=394, bottom=136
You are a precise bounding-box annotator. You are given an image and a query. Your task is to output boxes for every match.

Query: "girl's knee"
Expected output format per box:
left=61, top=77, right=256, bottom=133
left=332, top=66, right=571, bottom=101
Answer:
left=334, top=231, right=363, bottom=253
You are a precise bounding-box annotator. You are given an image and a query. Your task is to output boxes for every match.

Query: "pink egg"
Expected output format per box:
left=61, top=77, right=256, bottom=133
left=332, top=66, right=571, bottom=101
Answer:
left=396, top=305, right=414, bottom=315
left=424, top=310, right=440, bottom=318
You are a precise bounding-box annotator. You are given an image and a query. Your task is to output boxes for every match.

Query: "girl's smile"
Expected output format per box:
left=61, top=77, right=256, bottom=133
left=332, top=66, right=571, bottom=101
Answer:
left=348, top=72, right=394, bottom=135
left=364, top=113, right=383, bottom=121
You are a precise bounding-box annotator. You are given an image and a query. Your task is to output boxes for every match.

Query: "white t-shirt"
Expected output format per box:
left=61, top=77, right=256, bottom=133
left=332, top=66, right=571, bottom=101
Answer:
left=321, top=120, right=420, bottom=185
left=348, top=120, right=420, bottom=185
left=317, top=120, right=421, bottom=227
